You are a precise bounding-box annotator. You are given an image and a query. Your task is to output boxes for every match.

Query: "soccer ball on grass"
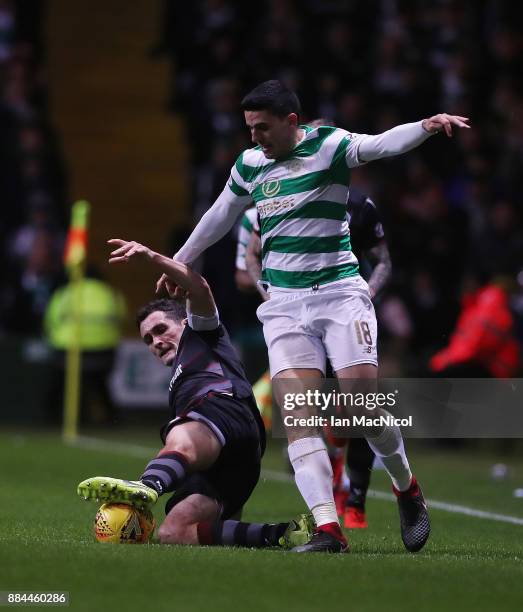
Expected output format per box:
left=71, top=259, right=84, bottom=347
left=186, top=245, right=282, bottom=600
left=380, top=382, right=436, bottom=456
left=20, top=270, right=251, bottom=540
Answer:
left=94, top=503, right=155, bottom=543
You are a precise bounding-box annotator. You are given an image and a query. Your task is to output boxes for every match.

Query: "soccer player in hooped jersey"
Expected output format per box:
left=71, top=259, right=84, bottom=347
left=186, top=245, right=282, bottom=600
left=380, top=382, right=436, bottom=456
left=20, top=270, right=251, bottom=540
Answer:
left=77, top=238, right=315, bottom=550
left=160, top=80, right=470, bottom=552
left=239, top=181, right=392, bottom=530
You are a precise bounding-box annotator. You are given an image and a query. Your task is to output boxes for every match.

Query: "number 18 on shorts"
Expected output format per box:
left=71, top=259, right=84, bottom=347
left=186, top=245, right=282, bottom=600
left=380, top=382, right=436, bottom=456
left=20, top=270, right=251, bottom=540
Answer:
left=257, top=285, right=378, bottom=376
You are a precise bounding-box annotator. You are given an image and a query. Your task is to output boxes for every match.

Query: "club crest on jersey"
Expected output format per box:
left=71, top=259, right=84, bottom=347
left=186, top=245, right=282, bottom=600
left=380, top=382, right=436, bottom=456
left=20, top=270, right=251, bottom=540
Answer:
left=261, top=179, right=281, bottom=198
left=287, top=159, right=304, bottom=174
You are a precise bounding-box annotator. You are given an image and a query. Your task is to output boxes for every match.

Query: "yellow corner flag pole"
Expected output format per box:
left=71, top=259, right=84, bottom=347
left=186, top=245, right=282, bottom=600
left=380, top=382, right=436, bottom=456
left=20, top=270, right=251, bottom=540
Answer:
left=62, top=200, right=90, bottom=443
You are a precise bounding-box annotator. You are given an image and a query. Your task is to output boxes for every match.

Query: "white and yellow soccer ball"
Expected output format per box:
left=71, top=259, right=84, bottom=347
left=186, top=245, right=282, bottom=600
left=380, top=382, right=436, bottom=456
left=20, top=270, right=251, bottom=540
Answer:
left=94, top=503, right=155, bottom=544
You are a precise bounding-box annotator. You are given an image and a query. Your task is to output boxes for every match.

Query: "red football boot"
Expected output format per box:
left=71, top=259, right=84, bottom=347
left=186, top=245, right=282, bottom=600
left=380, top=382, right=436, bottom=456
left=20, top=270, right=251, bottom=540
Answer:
left=344, top=506, right=368, bottom=529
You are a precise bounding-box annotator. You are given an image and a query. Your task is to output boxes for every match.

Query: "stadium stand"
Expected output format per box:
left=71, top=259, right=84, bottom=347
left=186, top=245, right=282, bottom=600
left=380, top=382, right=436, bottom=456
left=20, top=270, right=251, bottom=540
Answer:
left=151, top=0, right=523, bottom=375
left=1, top=1, right=521, bottom=382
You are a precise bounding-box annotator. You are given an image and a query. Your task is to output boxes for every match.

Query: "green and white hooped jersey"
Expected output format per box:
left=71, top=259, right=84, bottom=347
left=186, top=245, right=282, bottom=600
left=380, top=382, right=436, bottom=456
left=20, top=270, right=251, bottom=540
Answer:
left=228, top=126, right=363, bottom=290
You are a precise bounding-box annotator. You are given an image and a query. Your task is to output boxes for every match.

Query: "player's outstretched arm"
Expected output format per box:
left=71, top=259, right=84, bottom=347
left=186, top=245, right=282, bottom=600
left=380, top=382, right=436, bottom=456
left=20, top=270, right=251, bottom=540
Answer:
left=174, top=178, right=251, bottom=266
left=354, top=114, right=470, bottom=165
left=108, top=239, right=216, bottom=317
left=155, top=174, right=252, bottom=294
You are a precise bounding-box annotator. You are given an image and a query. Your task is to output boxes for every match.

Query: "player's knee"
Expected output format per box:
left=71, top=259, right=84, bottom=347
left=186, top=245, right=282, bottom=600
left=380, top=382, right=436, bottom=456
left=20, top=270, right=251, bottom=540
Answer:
left=286, top=427, right=317, bottom=443
left=158, top=522, right=175, bottom=544
left=163, top=422, right=221, bottom=469
left=171, top=440, right=199, bottom=464
left=163, top=434, right=199, bottom=464
left=158, top=521, right=195, bottom=545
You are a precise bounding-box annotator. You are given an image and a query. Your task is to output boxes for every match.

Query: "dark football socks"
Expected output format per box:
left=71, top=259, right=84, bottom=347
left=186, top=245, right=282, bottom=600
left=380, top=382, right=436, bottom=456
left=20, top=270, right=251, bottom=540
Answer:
left=347, top=437, right=375, bottom=505
left=140, top=451, right=189, bottom=495
left=197, top=520, right=289, bottom=548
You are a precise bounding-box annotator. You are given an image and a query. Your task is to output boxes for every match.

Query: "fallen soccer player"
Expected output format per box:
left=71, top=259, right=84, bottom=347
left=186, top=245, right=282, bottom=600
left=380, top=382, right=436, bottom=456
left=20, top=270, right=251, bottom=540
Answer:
left=78, top=238, right=314, bottom=549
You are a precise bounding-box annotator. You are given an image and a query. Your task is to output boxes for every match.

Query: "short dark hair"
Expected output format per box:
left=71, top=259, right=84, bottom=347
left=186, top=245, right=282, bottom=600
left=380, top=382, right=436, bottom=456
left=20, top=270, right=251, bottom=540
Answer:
left=241, top=80, right=301, bottom=118
left=136, top=298, right=187, bottom=328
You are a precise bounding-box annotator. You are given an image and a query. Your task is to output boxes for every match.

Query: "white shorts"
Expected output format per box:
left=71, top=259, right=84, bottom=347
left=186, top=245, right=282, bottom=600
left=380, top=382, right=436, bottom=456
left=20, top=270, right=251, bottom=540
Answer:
left=256, top=276, right=378, bottom=377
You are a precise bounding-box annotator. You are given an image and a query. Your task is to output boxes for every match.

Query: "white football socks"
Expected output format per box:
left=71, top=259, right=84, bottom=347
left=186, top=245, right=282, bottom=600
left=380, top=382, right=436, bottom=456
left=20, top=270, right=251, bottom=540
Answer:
left=366, top=422, right=412, bottom=491
left=288, top=436, right=339, bottom=527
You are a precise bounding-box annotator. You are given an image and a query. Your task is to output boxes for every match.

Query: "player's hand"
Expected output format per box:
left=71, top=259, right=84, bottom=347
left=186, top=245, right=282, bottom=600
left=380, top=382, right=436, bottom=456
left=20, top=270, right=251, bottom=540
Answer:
left=156, top=273, right=169, bottom=294
left=156, top=273, right=188, bottom=297
left=422, top=114, right=470, bottom=137
left=164, top=279, right=188, bottom=300
left=156, top=275, right=187, bottom=299
left=107, top=239, right=153, bottom=263
left=155, top=252, right=187, bottom=294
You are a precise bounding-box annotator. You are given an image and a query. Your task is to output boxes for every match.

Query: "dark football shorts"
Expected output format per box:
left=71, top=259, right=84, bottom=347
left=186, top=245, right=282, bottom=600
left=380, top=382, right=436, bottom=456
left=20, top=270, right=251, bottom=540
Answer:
left=161, top=393, right=263, bottom=519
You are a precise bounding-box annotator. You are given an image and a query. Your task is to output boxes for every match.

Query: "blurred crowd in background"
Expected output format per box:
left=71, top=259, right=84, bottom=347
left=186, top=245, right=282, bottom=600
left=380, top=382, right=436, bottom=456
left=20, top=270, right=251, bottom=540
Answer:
left=153, top=0, right=523, bottom=375
left=0, top=0, right=67, bottom=337
left=0, top=0, right=522, bottom=382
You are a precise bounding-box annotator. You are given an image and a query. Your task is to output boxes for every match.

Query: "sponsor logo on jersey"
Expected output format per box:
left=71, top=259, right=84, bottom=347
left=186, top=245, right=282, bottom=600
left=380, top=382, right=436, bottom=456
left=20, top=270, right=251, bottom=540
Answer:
left=258, top=196, right=295, bottom=218
left=169, top=364, right=183, bottom=391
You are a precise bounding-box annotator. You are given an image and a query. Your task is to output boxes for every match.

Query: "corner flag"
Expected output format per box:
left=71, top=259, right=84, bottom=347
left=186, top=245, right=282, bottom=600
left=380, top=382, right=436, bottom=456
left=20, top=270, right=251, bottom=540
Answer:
left=64, top=200, right=89, bottom=270
left=63, top=200, right=90, bottom=443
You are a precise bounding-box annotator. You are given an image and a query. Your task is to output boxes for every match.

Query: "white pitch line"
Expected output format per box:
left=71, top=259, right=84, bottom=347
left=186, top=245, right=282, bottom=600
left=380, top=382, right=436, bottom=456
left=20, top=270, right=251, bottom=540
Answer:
left=70, top=435, right=157, bottom=459
left=69, top=436, right=523, bottom=527
left=367, top=490, right=523, bottom=526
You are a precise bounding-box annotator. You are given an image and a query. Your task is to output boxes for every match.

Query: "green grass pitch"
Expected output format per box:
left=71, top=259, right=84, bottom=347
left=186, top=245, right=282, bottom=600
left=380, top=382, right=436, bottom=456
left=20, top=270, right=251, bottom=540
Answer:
left=1, top=430, right=523, bottom=612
